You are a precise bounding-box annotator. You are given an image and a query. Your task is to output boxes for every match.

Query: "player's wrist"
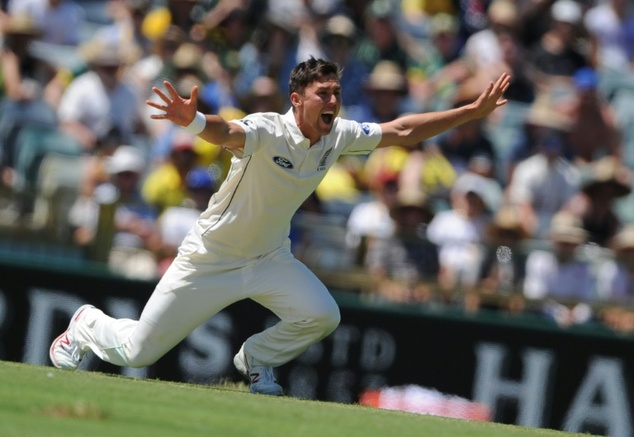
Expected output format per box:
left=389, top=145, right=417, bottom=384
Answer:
left=184, top=111, right=206, bottom=135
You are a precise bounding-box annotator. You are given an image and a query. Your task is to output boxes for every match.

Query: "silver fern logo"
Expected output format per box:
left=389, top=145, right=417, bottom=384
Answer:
left=317, top=148, right=333, bottom=171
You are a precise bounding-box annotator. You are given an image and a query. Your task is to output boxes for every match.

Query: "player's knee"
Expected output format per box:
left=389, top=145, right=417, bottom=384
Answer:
left=315, top=304, right=340, bottom=336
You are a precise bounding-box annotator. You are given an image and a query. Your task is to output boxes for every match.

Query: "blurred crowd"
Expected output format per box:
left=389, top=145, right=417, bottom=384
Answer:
left=2, top=0, right=634, bottom=333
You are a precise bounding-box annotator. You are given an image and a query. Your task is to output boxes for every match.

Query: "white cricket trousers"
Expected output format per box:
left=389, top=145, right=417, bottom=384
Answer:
left=74, top=244, right=341, bottom=368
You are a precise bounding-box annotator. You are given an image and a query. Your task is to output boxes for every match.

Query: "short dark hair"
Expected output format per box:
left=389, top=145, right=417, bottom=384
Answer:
left=288, top=57, right=342, bottom=96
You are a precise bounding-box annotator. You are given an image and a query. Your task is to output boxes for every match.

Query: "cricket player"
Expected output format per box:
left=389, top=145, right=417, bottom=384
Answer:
left=50, top=57, right=510, bottom=396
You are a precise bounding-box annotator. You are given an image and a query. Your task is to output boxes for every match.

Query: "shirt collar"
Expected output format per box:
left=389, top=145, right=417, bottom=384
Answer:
left=283, top=108, right=310, bottom=147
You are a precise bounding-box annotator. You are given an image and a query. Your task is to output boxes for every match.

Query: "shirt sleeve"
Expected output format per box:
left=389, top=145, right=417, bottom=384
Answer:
left=337, top=119, right=382, bottom=155
left=229, top=113, right=265, bottom=158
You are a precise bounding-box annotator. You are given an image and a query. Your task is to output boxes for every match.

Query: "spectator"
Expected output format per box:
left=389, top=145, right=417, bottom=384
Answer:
left=191, top=45, right=241, bottom=119
left=141, top=0, right=201, bottom=42
left=346, top=60, right=409, bottom=123
left=210, top=4, right=272, bottom=102
left=57, top=39, right=147, bottom=151
left=455, top=158, right=504, bottom=213
left=360, top=142, right=411, bottom=194
left=408, top=13, right=466, bottom=111
left=584, top=0, right=634, bottom=74
left=528, top=0, right=589, bottom=81
left=523, top=211, right=595, bottom=326
left=314, top=156, right=364, bottom=210
left=565, top=156, right=632, bottom=247
left=68, top=145, right=159, bottom=280
left=355, top=0, right=411, bottom=72
left=506, top=92, right=580, bottom=239
left=516, top=0, right=559, bottom=48
left=479, top=203, right=531, bottom=297
left=170, top=42, right=209, bottom=92
left=129, top=24, right=187, bottom=105
left=76, top=127, right=124, bottom=200
left=455, top=0, right=490, bottom=45
left=460, top=0, right=537, bottom=107
left=156, top=166, right=216, bottom=275
left=398, top=141, right=456, bottom=205
left=200, top=5, right=265, bottom=103
left=365, top=189, right=438, bottom=304
left=258, top=2, right=320, bottom=94
left=7, top=0, right=84, bottom=46
left=398, top=0, right=456, bottom=41
left=435, top=84, right=498, bottom=179
left=346, top=176, right=399, bottom=264
left=0, top=15, right=58, bottom=188
left=426, top=172, right=493, bottom=295
left=240, top=76, right=285, bottom=114
left=94, top=0, right=154, bottom=62
left=462, top=0, right=521, bottom=77
left=566, top=66, right=622, bottom=164
left=142, top=130, right=199, bottom=214
left=424, top=12, right=462, bottom=66
left=318, top=13, right=369, bottom=109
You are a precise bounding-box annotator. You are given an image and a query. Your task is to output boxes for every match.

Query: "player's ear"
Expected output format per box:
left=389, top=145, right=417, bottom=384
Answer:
left=290, top=92, right=302, bottom=108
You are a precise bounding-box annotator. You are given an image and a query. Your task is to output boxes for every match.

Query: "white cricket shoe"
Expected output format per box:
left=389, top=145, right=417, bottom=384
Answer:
left=49, top=305, right=94, bottom=370
left=233, top=345, right=284, bottom=396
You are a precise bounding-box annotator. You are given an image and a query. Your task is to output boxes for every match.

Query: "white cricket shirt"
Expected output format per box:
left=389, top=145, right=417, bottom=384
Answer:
left=186, top=109, right=382, bottom=258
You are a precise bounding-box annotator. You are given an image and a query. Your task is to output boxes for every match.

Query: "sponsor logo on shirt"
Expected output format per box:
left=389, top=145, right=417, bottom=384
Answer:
left=360, top=123, right=372, bottom=135
left=317, top=148, right=333, bottom=171
left=273, top=156, right=294, bottom=169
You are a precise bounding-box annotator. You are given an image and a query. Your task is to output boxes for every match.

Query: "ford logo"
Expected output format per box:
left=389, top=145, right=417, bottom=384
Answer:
left=273, top=156, right=294, bottom=169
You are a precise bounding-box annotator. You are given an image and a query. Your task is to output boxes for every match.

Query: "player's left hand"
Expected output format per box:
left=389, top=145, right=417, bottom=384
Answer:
left=470, top=72, right=511, bottom=119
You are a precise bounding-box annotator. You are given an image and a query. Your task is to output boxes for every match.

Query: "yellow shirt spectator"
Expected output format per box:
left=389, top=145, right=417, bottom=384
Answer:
left=142, top=132, right=199, bottom=213
left=316, top=160, right=361, bottom=204
left=362, top=146, right=411, bottom=192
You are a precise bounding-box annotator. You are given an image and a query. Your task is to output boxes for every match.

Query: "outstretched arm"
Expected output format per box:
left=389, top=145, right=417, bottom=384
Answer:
left=147, top=80, right=246, bottom=152
left=377, top=72, right=511, bottom=148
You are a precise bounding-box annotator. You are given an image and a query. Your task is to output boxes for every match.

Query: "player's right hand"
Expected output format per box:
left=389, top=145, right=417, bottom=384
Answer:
left=147, top=80, right=199, bottom=127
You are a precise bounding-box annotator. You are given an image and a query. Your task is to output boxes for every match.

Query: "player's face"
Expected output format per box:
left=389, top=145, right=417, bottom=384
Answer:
left=292, top=74, right=342, bottom=145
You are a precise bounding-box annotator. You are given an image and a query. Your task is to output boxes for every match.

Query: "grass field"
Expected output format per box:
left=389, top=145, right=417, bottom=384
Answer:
left=0, top=361, right=593, bottom=437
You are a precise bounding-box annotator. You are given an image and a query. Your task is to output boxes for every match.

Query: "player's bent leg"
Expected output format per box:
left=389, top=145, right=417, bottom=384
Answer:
left=50, top=252, right=250, bottom=369
left=245, top=250, right=341, bottom=368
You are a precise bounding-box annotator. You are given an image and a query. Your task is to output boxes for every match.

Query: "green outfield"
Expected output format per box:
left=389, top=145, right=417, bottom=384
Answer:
left=0, top=361, right=592, bottom=437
